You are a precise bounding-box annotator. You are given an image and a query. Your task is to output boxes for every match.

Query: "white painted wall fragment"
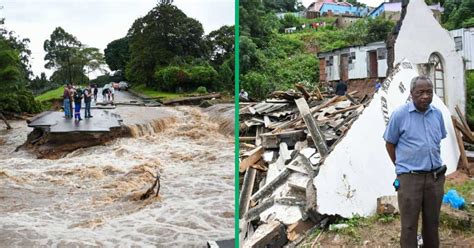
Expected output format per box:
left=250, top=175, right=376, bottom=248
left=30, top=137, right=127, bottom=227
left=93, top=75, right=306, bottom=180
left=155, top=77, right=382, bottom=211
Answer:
left=395, top=0, right=465, bottom=114
left=314, top=60, right=460, bottom=218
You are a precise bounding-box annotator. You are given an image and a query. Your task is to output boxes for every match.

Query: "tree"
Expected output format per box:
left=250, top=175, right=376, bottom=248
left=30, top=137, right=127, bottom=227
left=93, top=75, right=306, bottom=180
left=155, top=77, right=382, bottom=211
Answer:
left=126, top=2, right=205, bottom=86
left=442, top=0, right=474, bottom=30
left=104, top=37, right=130, bottom=72
left=43, top=27, right=81, bottom=83
left=263, top=0, right=305, bottom=13
left=0, top=38, right=41, bottom=115
left=205, top=25, right=235, bottom=67
left=76, top=46, right=106, bottom=79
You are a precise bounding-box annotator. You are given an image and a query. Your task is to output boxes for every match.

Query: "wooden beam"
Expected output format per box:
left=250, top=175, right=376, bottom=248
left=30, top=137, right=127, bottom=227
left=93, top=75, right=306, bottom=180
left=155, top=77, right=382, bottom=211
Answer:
left=295, top=83, right=311, bottom=100
left=452, top=117, right=469, bottom=171
left=455, top=105, right=471, bottom=133
left=240, top=146, right=263, bottom=173
left=295, top=98, right=329, bottom=157
left=0, top=112, right=12, bottom=129
left=327, top=104, right=361, bottom=117
left=239, top=168, right=257, bottom=218
left=240, top=136, right=256, bottom=142
left=453, top=117, right=474, bottom=143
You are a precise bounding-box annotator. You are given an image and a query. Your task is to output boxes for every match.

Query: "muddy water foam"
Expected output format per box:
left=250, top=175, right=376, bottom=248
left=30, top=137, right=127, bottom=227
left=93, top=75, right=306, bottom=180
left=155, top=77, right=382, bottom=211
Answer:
left=0, top=106, right=234, bottom=247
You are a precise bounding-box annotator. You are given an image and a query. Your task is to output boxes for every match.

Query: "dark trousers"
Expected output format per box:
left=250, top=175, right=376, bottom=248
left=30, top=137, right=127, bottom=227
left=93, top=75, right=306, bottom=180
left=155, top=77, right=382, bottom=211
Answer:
left=397, top=173, right=445, bottom=248
left=84, top=101, right=91, bottom=117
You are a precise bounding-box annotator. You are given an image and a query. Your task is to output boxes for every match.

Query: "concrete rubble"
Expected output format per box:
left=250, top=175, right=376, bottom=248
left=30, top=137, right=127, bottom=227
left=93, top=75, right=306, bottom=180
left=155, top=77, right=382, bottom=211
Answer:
left=239, top=60, right=463, bottom=247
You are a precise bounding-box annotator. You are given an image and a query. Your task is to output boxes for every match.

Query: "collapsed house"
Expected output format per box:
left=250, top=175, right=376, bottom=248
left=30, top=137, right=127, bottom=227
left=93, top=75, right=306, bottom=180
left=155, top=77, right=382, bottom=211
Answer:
left=239, top=0, right=467, bottom=246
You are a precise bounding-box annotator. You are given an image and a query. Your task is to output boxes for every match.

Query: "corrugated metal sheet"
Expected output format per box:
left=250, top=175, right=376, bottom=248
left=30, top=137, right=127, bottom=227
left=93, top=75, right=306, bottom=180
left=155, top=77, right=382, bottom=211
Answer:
left=249, top=102, right=288, bottom=115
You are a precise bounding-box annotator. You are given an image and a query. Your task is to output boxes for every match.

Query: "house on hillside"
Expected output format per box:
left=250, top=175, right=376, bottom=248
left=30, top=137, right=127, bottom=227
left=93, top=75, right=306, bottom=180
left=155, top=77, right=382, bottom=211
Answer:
left=318, top=41, right=387, bottom=82
left=368, top=0, right=443, bottom=23
left=305, top=0, right=368, bottom=18
left=449, top=27, right=474, bottom=71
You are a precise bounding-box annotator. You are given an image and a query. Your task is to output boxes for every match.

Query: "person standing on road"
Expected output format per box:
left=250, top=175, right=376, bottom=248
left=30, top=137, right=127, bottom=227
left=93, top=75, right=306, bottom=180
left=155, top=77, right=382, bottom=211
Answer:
left=62, top=84, right=72, bottom=118
left=93, top=84, right=98, bottom=102
left=73, top=87, right=83, bottom=121
left=383, top=76, right=447, bottom=248
left=83, top=85, right=93, bottom=118
left=110, top=86, right=115, bottom=102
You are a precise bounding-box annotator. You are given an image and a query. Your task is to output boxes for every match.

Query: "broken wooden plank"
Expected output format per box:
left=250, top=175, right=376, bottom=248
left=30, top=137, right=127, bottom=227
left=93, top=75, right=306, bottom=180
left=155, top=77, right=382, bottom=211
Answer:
left=453, top=117, right=474, bottom=143
left=0, top=112, right=12, bottom=129
left=287, top=220, right=316, bottom=242
left=295, top=83, right=311, bottom=100
left=334, top=105, right=364, bottom=131
left=240, top=146, right=264, bottom=173
left=452, top=117, right=469, bottom=171
left=250, top=168, right=291, bottom=202
left=345, top=92, right=360, bottom=105
left=327, top=104, right=361, bottom=117
left=240, top=136, right=256, bottom=142
left=295, top=97, right=329, bottom=157
left=240, top=168, right=257, bottom=218
left=455, top=105, right=471, bottom=133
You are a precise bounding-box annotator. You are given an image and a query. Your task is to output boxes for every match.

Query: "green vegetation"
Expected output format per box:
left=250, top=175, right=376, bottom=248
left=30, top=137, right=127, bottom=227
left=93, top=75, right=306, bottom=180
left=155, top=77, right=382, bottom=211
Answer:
left=239, top=0, right=394, bottom=100
left=442, top=0, right=474, bottom=30
left=104, top=0, right=235, bottom=93
left=0, top=37, right=42, bottom=113
left=132, top=84, right=185, bottom=101
left=35, top=86, right=64, bottom=102
left=466, top=71, right=474, bottom=127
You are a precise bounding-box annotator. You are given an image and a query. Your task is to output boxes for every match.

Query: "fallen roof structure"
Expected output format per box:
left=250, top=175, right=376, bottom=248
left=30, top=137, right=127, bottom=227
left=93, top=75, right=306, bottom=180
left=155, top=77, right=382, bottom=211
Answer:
left=239, top=60, right=461, bottom=247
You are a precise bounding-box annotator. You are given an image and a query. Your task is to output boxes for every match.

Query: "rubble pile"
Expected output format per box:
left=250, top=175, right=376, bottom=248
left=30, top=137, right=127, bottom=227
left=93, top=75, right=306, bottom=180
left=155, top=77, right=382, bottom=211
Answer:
left=239, top=85, right=373, bottom=247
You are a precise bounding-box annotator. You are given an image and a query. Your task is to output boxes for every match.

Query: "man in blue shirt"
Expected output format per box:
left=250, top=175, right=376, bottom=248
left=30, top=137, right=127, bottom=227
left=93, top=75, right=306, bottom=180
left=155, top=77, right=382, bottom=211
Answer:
left=383, top=76, right=447, bottom=248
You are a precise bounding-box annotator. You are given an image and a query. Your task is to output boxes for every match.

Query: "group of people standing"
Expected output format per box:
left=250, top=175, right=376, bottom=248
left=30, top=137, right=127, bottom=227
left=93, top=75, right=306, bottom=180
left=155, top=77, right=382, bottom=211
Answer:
left=63, top=84, right=98, bottom=121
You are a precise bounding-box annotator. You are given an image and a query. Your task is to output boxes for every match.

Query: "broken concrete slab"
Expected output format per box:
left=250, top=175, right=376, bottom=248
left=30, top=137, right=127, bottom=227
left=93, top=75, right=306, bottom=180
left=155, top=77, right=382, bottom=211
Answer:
left=243, top=221, right=287, bottom=248
left=28, top=109, right=122, bottom=133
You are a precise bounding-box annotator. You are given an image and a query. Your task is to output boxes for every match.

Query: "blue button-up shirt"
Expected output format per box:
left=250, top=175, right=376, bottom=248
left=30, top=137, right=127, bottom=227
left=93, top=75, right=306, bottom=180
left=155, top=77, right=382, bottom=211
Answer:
left=383, top=102, right=447, bottom=175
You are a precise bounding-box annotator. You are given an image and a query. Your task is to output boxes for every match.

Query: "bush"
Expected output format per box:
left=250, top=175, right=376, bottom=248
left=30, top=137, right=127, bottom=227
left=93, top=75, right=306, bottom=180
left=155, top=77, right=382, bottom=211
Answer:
left=466, top=71, right=474, bottom=127
left=154, top=66, right=190, bottom=92
left=196, top=86, right=208, bottom=94
left=241, top=71, right=274, bottom=100
left=188, top=65, right=218, bottom=90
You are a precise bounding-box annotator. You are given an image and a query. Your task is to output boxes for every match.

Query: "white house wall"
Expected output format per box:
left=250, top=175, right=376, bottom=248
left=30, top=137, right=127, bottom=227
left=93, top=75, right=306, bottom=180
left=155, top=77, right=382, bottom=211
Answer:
left=314, top=60, right=460, bottom=218
left=394, top=0, right=465, bottom=114
left=326, top=55, right=340, bottom=81
left=450, top=28, right=474, bottom=70
left=349, top=48, right=368, bottom=79
left=378, top=58, right=388, bottom=77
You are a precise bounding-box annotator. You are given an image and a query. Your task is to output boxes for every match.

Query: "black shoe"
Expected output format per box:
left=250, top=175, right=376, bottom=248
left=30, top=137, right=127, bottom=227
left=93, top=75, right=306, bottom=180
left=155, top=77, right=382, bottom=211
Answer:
left=89, top=116, right=93, bottom=118
left=79, top=118, right=83, bottom=121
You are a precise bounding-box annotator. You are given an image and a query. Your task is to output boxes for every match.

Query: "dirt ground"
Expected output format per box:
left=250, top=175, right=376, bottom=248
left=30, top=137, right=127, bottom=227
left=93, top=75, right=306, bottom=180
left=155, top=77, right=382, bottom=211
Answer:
left=299, top=171, right=474, bottom=247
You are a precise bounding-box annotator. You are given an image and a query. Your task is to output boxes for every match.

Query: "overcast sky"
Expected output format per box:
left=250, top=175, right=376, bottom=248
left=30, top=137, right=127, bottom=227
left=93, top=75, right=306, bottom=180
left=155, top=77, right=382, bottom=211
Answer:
left=0, top=0, right=235, bottom=78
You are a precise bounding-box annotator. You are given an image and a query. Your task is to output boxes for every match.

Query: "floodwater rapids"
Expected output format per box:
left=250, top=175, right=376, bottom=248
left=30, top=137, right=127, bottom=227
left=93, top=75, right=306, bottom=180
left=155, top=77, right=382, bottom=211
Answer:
left=0, top=105, right=234, bottom=247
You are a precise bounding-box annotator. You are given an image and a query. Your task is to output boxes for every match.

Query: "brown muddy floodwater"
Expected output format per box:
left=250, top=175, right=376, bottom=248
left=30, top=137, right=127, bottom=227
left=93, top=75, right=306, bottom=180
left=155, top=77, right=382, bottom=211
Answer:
left=0, top=105, right=234, bottom=247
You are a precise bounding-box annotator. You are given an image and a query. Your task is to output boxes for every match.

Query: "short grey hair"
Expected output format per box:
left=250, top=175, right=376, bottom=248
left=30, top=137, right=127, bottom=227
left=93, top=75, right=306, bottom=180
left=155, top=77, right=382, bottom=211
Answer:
left=410, top=76, right=433, bottom=92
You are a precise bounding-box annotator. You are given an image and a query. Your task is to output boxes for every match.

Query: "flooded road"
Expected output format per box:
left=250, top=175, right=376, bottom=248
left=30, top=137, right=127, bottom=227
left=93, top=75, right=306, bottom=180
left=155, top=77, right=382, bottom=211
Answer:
left=0, top=104, right=234, bottom=247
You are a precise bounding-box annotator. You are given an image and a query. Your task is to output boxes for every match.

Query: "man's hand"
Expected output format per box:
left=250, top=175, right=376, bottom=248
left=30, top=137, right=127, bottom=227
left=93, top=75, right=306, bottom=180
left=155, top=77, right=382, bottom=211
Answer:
left=385, top=142, right=396, bottom=165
